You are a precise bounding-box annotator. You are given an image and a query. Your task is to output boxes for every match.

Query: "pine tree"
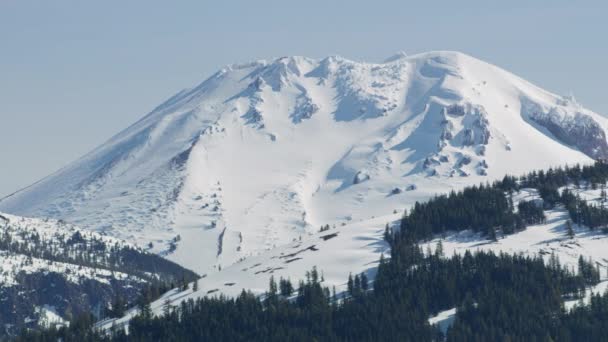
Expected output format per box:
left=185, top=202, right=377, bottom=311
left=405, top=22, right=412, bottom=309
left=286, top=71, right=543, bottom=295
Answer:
left=268, top=275, right=278, bottom=297
left=489, top=227, right=497, bottom=242
left=180, top=276, right=188, bottom=291
left=566, top=220, right=575, bottom=239
left=435, top=240, right=444, bottom=258
left=384, top=224, right=392, bottom=243
left=110, top=293, right=126, bottom=317
left=280, top=278, right=294, bottom=297
left=361, top=272, right=369, bottom=291
left=347, top=273, right=354, bottom=296
left=192, top=279, right=199, bottom=292
left=354, top=274, right=361, bottom=295
left=162, top=298, right=173, bottom=316
left=310, top=266, right=319, bottom=284
left=140, top=302, right=152, bottom=320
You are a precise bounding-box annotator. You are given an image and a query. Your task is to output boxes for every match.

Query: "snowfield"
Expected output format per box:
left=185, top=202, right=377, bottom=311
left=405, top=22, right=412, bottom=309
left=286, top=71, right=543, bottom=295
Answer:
left=95, top=213, right=397, bottom=332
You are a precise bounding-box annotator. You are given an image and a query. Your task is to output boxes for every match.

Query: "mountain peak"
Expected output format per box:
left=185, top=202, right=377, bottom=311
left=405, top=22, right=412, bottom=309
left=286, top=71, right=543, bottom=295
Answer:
left=383, top=50, right=408, bottom=63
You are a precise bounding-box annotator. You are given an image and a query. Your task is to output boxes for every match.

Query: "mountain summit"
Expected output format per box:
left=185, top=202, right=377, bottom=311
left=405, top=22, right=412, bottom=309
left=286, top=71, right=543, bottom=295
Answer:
left=1, top=51, right=606, bottom=274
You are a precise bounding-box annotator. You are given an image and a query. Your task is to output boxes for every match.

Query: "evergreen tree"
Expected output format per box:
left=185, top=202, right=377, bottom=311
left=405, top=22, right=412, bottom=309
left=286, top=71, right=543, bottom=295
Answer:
left=162, top=298, right=173, bottom=316
left=566, top=220, right=575, bottom=239
left=353, top=274, right=361, bottom=295
left=435, top=240, right=444, bottom=258
left=360, top=272, right=369, bottom=291
left=192, top=279, right=199, bottom=292
left=279, top=277, right=294, bottom=297
left=140, top=301, right=152, bottom=320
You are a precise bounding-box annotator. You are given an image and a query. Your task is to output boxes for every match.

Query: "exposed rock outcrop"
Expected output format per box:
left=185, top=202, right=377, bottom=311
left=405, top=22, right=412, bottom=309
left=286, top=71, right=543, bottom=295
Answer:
left=529, top=107, right=608, bottom=160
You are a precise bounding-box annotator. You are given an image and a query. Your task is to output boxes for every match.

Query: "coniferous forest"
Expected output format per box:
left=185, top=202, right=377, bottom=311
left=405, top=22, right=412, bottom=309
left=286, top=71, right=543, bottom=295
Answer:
left=16, top=162, right=608, bottom=342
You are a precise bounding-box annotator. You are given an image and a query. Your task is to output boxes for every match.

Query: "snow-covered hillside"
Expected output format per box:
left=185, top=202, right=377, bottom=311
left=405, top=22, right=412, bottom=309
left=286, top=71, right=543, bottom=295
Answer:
left=96, top=213, right=397, bottom=332
left=0, top=212, right=139, bottom=287
left=98, top=182, right=608, bottom=333
left=1, top=51, right=606, bottom=276
left=0, top=212, right=195, bottom=335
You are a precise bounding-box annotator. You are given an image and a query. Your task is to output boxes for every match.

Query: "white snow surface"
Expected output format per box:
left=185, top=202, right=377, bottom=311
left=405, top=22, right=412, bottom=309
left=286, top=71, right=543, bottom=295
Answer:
left=1, top=51, right=604, bottom=276
left=95, top=212, right=396, bottom=332
left=429, top=308, right=457, bottom=334
left=36, top=305, right=70, bottom=329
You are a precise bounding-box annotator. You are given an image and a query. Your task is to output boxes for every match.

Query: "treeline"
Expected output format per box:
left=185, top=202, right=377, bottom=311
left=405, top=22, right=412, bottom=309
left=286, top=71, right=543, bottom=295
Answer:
left=561, top=188, right=608, bottom=231
left=516, top=161, right=608, bottom=191
left=397, top=185, right=544, bottom=241
left=447, top=255, right=605, bottom=341
left=0, top=227, right=198, bottom=286
left=518, top=162, right=608, bottom=232
left=398, top=161, right=608, bottom=242
left=17, top=242, right=601, bottom=342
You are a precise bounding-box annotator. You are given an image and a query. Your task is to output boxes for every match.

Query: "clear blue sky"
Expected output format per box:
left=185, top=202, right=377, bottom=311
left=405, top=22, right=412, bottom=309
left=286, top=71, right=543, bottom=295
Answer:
left=0, top=0, right=606, bottom=197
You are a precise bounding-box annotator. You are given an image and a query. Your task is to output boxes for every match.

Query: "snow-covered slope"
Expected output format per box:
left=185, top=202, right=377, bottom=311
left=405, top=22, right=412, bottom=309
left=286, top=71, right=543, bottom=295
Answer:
left=98, top=184, right=608, bottom=333
left=96, top=213, right=396, bottom=332
left=1, top=51, right=606, bottom=276
left=0, top=212, right=195, bottom=334
left=0, top=212, right=138, bottom=287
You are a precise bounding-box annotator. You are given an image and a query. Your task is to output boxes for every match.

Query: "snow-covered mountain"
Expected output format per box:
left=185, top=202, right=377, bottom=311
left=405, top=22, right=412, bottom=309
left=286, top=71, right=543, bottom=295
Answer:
left=1, top=51, right=606, bottom=276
